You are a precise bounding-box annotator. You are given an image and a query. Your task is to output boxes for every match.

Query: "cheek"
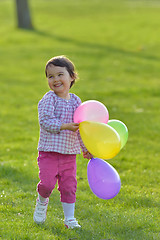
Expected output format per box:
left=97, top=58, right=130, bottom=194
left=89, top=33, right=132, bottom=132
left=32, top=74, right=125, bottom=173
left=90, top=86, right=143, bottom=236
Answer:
left=48, top=80, right=53, bottom=88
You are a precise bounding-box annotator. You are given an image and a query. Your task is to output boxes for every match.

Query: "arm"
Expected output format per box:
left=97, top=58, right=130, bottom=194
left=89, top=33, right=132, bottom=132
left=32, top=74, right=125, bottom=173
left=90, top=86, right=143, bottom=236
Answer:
left=39, top=93, right=80, bottom=134
left=83, top=151, right=93, bottom=159
left=38, top=93, right=62, bottom=133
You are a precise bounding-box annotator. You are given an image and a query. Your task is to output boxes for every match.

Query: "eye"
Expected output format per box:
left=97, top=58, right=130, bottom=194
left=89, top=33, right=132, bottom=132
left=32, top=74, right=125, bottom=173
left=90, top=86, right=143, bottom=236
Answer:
left=48, top=75, right=53, bottom=79
left=58, top=73, right=63, bottom=76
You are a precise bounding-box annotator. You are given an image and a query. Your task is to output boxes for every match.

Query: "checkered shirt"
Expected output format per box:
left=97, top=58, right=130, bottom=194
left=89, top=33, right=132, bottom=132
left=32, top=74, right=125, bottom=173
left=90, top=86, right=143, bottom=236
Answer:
left=37, top=91, right=87, bottom=154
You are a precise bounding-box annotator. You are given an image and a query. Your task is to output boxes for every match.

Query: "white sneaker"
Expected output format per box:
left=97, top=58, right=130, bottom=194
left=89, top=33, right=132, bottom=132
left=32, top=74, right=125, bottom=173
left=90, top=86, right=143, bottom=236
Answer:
left=64, top=218, right=81, bottom=229
left=33, top=198, right=49, bottom=224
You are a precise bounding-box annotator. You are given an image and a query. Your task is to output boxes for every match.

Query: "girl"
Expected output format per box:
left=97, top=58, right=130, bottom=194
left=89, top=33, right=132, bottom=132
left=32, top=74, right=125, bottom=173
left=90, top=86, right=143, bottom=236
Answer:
left=33, top=56, right=92, bottom=228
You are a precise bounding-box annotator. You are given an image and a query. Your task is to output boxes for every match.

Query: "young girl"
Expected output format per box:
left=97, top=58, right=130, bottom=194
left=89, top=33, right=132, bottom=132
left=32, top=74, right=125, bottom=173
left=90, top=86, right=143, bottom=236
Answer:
left=33, top=56, right=92, bottom=228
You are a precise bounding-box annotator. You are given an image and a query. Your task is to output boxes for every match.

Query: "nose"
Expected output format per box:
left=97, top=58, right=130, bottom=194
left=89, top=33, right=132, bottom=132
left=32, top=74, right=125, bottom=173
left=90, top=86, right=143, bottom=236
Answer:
left=54, top=75, right=59, bottom=82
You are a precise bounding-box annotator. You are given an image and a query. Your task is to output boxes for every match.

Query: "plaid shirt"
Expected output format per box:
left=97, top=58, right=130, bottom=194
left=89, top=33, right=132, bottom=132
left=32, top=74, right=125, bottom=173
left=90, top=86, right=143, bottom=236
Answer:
left=37, top=91, right=87, bottom=154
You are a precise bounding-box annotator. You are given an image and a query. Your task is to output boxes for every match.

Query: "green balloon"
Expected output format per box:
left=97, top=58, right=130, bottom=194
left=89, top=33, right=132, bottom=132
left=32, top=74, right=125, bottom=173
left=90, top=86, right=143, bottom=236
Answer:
left=108, top=120, right=128, bottom=149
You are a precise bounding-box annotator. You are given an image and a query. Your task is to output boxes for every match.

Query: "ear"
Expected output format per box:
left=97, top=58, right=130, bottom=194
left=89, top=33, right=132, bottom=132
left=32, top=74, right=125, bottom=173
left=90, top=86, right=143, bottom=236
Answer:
left=71, top=72, right=77, bottom=81
left=70, top=75, right=75, bottom=82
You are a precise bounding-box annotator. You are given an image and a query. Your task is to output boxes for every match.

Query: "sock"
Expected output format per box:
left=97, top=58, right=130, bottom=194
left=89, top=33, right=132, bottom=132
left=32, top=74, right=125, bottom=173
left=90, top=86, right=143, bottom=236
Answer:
left=38, top=193, right=48, bottom=203
left=62, top=202, right=75, bottom=221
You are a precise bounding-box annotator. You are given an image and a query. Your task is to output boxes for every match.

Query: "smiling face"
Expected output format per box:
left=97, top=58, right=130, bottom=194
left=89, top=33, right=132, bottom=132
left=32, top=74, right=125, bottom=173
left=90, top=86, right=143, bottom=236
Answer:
left=46, top=64, right=74, bottom=99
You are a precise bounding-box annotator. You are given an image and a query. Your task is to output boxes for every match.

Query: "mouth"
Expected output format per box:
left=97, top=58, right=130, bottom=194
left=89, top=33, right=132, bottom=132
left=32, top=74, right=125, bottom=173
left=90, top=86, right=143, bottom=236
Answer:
left=54, top=83, right=63, bottom=88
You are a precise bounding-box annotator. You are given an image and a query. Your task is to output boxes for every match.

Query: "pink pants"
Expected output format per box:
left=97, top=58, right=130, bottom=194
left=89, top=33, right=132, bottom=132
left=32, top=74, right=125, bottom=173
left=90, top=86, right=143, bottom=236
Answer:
left=37, top=151, right=77, bottom=203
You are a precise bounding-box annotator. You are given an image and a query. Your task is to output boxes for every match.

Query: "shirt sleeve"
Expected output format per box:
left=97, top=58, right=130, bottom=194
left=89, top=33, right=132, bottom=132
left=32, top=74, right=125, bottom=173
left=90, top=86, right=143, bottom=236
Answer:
left=38, top=93, right=62, bottom=133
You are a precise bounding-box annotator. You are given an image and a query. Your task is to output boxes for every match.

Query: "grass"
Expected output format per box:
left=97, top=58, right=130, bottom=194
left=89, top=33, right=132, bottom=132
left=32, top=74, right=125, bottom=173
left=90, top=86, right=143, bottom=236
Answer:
left=0, top=0, right=160, bottom=239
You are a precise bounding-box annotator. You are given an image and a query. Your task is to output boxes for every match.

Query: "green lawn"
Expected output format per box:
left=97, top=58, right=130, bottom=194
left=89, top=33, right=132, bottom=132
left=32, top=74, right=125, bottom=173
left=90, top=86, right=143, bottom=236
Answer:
left=0, top=0, right=160, bottom=239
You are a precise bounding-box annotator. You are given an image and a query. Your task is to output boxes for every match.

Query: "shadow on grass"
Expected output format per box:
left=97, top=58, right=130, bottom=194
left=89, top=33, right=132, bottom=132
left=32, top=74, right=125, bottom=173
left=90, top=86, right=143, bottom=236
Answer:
left=32, top=29, right=160, bottom=62
left=0, top=164, right=37, bottom=192
left=0, top=164, right=155, bottom=239
left=35, top=219, right=152, bottom=240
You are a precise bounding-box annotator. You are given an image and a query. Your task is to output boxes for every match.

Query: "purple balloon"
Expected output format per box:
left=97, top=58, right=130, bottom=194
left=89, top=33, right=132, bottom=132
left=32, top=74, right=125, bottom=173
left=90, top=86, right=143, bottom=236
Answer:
left=87, top=158, right=121, bottom=199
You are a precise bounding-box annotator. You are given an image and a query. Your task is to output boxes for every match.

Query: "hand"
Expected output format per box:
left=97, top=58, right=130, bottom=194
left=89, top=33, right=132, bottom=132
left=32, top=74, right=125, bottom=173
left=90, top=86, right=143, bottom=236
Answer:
left=60, top=123, right=79, bottom=132
left=83, top=151, right=93, bottom=159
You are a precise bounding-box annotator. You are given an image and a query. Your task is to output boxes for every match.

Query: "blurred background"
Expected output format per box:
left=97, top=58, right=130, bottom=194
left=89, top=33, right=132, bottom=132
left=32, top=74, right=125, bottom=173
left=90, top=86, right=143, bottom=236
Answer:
left=0, top=0, right=160, bottom=239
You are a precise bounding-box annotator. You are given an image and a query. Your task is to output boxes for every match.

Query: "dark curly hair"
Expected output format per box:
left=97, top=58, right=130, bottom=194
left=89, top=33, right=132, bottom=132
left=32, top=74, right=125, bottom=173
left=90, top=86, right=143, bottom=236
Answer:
left=45, top=56, right=78, bottom=88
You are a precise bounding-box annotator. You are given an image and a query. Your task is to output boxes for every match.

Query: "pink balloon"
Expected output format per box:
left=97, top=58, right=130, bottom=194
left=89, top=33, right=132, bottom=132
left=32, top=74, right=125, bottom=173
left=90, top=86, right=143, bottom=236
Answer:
left=87, top=158, right=121, bottom=199
left=74, top=100, right=109, bottom=123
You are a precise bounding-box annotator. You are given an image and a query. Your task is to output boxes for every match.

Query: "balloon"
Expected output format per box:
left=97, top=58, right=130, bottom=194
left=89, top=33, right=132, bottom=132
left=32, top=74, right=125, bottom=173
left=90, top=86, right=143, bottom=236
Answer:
left=79, top=121, right=121, bottom=159
left=74, top=100, right=109, bottom=124
left=108, top=120, right=128, bottom=149
left=87, top=158, right=121, bottom=199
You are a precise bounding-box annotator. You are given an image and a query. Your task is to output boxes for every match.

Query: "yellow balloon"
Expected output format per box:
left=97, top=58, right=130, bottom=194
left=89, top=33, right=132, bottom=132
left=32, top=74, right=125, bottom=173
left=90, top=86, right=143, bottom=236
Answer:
left=79, top=121, right=121, bottom=159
